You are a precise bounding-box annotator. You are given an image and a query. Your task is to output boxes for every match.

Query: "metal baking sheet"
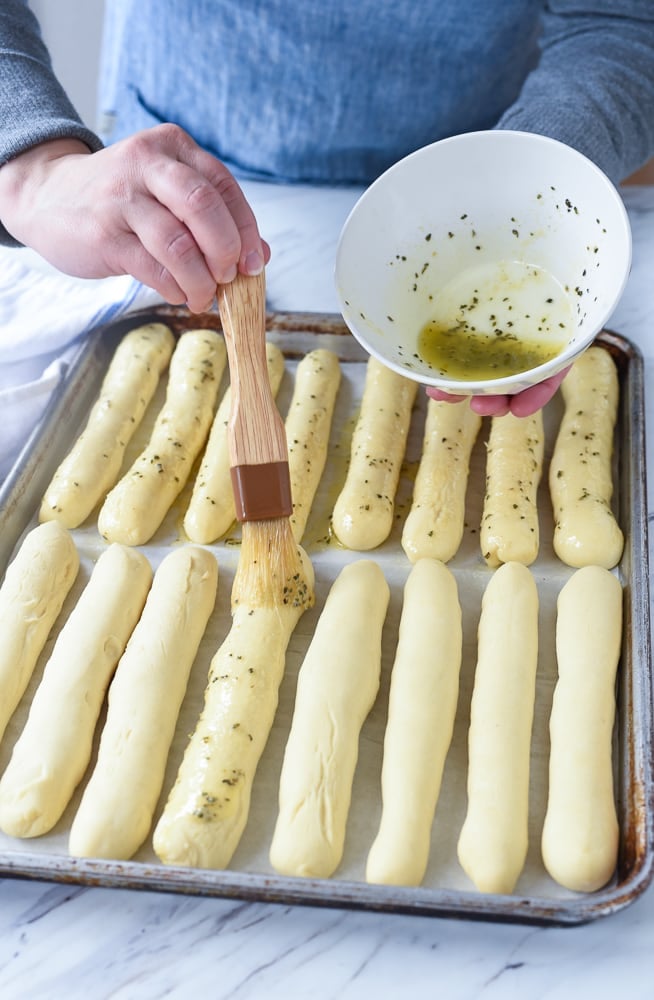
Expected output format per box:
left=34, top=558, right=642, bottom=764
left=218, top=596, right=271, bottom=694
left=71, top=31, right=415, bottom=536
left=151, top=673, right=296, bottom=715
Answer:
left=0, top=309, right=651, bottom=927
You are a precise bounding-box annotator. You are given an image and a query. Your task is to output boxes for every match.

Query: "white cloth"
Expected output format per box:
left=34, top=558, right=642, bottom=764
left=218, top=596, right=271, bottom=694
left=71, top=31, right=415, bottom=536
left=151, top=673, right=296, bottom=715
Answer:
left=0, top=247, right=162, bottom=482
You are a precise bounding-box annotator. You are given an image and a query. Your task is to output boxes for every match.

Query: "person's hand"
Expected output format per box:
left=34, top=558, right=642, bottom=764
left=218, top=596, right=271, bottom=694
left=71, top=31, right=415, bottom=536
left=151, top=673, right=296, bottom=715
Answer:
left=426, top=366, right=570, bottom=417
left=0, top=124, right=270, bottom=312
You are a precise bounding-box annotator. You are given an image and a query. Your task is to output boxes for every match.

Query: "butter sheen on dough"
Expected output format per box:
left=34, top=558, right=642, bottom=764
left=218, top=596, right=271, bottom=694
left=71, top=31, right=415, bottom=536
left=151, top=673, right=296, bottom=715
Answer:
left=541, top=565, right=622, bottom=892
left=0, top=521, right=79, bottom=747
left=0, top=544, right=152, bottom=838
left=153, top=550, right=314, bottom=870
left=457, top=561, right=539, bottom=894
left=98, top=328, right=226, bottom=545
left=480, top=409, right=544, bottom=568
left=39, top=323, right=175, bottom=528
left=549, top=346, right=623, bottom=568
left=402, top=400, right=481, bottom=563
left=270, top=559, right=390, bottom=879
left=366, top=558, right=462, bottom=886
left=69, top=545, right=218, bottom=860
left=332, top=357, right=416, bottom=550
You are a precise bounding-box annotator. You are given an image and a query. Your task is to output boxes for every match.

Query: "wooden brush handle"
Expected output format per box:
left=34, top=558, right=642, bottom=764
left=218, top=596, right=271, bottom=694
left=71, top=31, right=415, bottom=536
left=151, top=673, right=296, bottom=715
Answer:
left=218, top=271, right=288, bottom=468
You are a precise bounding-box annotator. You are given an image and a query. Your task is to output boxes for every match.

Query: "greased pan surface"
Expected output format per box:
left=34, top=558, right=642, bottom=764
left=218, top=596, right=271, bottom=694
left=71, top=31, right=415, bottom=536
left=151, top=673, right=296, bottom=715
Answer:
left=0, top=309, right=651, bottom=926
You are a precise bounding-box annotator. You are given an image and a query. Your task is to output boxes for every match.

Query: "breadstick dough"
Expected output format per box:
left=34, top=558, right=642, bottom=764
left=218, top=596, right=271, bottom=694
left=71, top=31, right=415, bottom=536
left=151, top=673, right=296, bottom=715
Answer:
left=541, top=565, right=622, bottom=893
left=549, top=346, right=623, bottom=568
left=39, top=323, right=175, bottom=528
left=184, top=343, right=285, bottom=543
left=69, top=545, right=218, bottom=860
left=457, top=561, right=539, bottom=894
left=332, top=357, right=416, bottom=550
left=480, top=410, right=544, bottom=568
left=0, top=544, right=152, bottom=838
left=366, top=558, right=462, bottom=886
left=99, top=328, right=226, bottom=545
left=402, top=400, right=481, bottom=563
left=0, top=521, right=79, bottom=747
left=153, top=549, right=314, bottom=870
left=270, top=559, right=390, bottom=879
left=286, top=349, right=341, bottom=542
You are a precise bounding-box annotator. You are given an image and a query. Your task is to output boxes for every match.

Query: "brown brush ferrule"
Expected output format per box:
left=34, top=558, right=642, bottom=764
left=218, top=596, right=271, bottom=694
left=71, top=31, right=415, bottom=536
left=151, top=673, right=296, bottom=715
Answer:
left=231, top=461, right=293, bottom=522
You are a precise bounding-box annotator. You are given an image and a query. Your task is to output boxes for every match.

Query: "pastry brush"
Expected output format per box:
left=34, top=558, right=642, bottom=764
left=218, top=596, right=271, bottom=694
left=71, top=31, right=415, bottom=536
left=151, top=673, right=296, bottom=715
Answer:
left=218, top=270, right=313, bottom=610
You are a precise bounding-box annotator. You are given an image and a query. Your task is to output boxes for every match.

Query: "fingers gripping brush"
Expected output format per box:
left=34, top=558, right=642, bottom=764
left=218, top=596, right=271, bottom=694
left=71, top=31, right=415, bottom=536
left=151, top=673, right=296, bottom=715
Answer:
left=218, top=270, right=314, bottom=611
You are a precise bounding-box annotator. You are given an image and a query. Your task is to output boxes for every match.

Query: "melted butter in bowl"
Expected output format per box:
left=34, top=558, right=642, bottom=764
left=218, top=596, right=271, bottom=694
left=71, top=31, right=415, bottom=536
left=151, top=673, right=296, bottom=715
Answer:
left=416, top=259, right=572, bottom=380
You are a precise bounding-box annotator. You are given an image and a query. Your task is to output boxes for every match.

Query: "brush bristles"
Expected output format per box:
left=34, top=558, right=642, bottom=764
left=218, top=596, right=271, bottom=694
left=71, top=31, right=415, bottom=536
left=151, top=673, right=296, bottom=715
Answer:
left=231, top=518, right=314, bottom=610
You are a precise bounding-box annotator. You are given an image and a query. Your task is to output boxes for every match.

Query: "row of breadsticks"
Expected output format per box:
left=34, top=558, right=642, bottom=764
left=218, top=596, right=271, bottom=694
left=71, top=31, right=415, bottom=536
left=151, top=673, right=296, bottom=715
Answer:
left=38, top=324, right=623, bottom=570
left=0, top=520, right=621, bottom=896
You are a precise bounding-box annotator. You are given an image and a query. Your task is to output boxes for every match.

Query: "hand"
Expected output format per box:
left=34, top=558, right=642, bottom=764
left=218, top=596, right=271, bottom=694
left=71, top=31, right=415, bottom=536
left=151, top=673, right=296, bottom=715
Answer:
left=426, top=366, right=571, bottom=417
left=0, top=124, right=270, bottom=312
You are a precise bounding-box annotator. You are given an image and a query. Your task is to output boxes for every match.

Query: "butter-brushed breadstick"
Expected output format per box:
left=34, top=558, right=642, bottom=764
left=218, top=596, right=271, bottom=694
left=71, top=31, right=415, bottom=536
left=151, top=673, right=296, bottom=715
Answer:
left=549, top=346, right=623, bottom=568
left=402, top=400, right=481, bottom=563
left=366, top=558, right=462, bottom=886
left=270, top=560, right=390, bottom=879
left=480, top=410, right=544, bottom=568
left=0, top=522, right=79, bottom=746
left=69, top=546, right=218, bottom=860
left=153, top=550, right=314, bottom=870
left=541, top=565, right=622, bottom=892
left=98, top=328, right=226, bottom=545
left=0, top=544, right=152, bottom=838
left=286, top=349, right=341, bottom=541
left=332, top=357, right=416, bottom=550
left=457, top=562, right=539, bottom=894
left=184, top=343, right=285, bottom=543
left=39, top=323, right=175, bottom=528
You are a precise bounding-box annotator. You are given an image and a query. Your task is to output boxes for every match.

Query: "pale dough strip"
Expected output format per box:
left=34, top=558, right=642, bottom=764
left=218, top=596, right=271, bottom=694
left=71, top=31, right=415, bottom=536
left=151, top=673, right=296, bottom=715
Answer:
left=480, top=409, right=544, bottom=568
left=98, top=328, right=226, bottom=546
left=549, top=345, right=623, bottom=568
left=401, top=400, right=481, bottom=563
left=69, top=545, right=218, bottom=860
left=270, top=560, right=390, bottom=879
left=366, top=558, right=462, bottom=886
left=286, top=348, right=341, bottom=542
left=457, top=561, right=539, bottom=895
left=153, top=550, right=314, bottom=870
left=39, top=323, right=175, bottom=528
left=541, top=565, right=622, bottom=893
left=0, top=522, right=79, bottom=747
left=184, top=343, right=285, bottom=543
left=332, top=357, right=417, bottom=550
left=0, top=544, right=153, bottom=838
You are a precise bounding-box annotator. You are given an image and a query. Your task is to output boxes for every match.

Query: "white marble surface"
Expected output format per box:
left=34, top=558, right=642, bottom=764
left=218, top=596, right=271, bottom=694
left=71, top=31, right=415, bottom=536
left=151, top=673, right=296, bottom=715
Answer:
left=1, top=181, right=654, bottom=999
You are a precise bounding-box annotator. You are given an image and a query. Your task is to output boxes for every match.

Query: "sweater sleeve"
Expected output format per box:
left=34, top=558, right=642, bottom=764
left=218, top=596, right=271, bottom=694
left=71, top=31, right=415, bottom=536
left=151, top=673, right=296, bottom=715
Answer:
left=0, top=0, right=104, bottom=246
left=496, top=0, right=654, bottom=183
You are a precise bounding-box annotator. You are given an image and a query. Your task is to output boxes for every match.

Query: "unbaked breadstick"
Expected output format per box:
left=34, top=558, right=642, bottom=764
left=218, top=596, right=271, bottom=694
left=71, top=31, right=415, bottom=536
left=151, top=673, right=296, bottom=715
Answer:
left=286, top=349, right=341, bottom=541
left=0, top=544, right=152, bottom=838
left=69, top=546, right=218, bottom=860
left=457, top=561, right=539, bottom=894
left=332, top=357, right=416, bottom=550
left=480, top=410, right=544, bottom=568
left=541, top=565, right=622, bottom=892
left=153, top=550, right=314, bottom=870
left=98, top=328, right=226, bottom=545
left=0, top=521, right=79, bottom=746
left=184, top=343, right=285, bottom=543
left=401, top=400, right=481, bottom=563
left=549, top=346, right=623, bottom=568
left=366, top=558, right=462, bottom=886
left=270, top=560, right=390, bottom=879
left=39, top=323, right=175, bottom=528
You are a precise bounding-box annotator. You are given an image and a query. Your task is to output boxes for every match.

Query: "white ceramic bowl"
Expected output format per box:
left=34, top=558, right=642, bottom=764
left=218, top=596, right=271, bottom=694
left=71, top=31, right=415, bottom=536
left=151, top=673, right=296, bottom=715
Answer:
left=335, top=130, right=632, bottom=395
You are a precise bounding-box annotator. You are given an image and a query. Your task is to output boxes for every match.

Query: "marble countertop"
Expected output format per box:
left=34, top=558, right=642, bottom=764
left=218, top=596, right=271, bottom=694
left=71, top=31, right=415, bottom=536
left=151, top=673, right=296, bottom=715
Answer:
left=1, top=181, right=654, bottom=999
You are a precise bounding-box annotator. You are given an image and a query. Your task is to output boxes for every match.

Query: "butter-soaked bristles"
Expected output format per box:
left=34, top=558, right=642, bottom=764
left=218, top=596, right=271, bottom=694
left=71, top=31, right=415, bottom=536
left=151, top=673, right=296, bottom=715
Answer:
left=231, top=519, right=315, bottom=611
